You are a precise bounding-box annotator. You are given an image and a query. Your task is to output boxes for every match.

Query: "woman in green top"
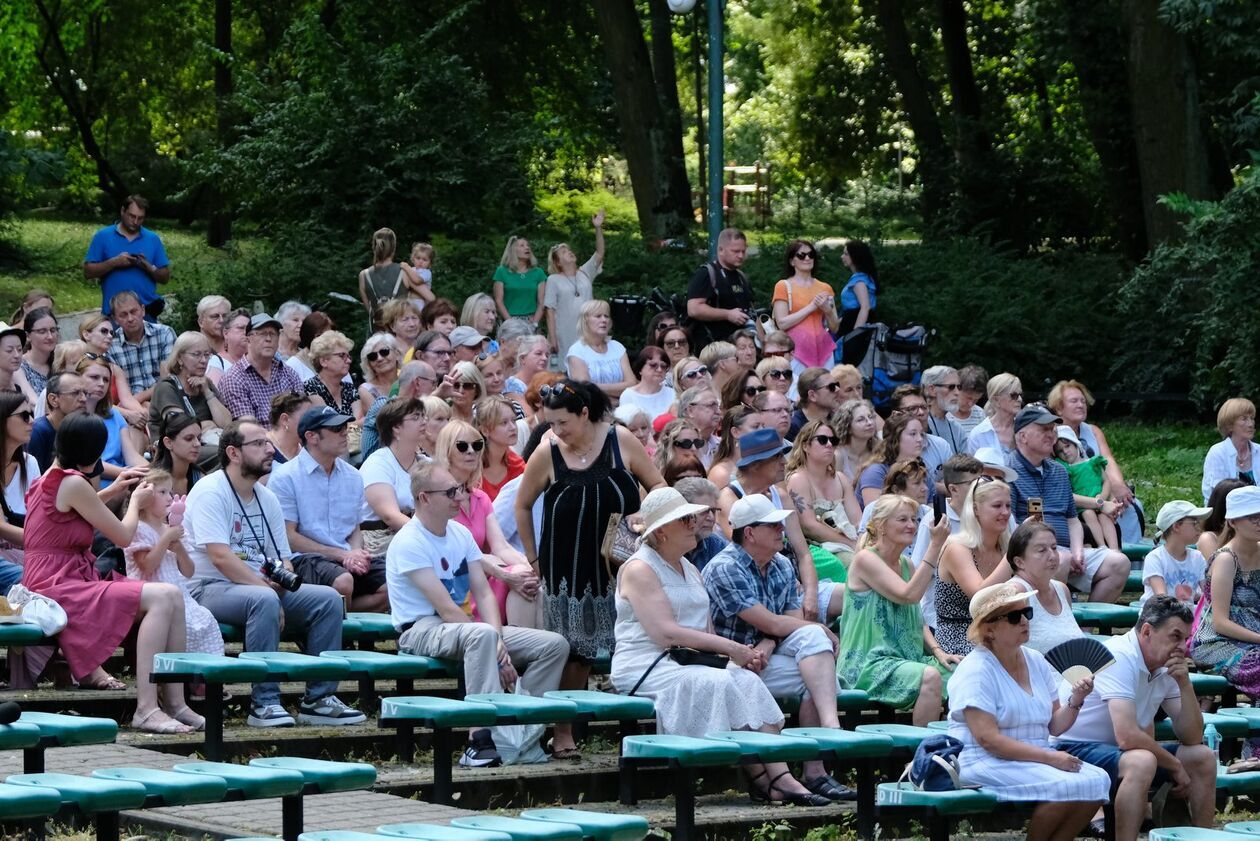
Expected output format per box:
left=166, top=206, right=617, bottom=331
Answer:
left=837, top=494, right=957, bottom=725
left=493, top=236, right=547, bottom=325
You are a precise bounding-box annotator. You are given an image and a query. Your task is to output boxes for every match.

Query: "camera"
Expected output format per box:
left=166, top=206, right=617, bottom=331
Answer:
left=260, top=557, right=302, bottom=592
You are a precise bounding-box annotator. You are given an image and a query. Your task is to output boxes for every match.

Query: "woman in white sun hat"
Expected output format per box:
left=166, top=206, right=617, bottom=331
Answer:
left=611, top=487, right=827, bottom=807
left=947, top=581, right=1108, bottom=840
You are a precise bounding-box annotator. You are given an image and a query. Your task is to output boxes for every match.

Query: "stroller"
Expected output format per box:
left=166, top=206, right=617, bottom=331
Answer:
left=844, top=323, right=931, bottom=411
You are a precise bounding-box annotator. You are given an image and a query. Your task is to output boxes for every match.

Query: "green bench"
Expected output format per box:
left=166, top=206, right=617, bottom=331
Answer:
left=784, top=726, right=894, bottom=838
left=618, top=734, right=742, bottom=841
left=378, top=696, right=500, bottom=803
left=1154, top=712, right=1247, bottom=742
left=1071, top=602, right=1140, bottom=634
left=519, top=808, right=650, bottom=841
left=345, top=612, right=401, bottom=648
left=375, top=823, right=513, bottom=839
left=152, top=652, right=271, bottom=760
left=1225, top=821, right=1260, bottom=835
left=6, top=771, right=147, bottom=841
left=1195, top=674, right=1240, bottom=707
left=218, top=616, right=365, bottom=645
left=775, top=688, right=883, bottom=728
left=542, top=690, right=654, bottom=741
left=1123, top=543, right=1155, bottom=565
left=450, top=815, right=582, bottom=841
left=17, top=711, right=118, bottom=774
left=854, top=722, right=935, bottom=750
left=876, top=781, right=1000, bottom=841
left=319, top=650, right=456, bottom=713
left=1147, top=831, right=1252, bottom=841
left=0, top=780, right=62, bottom=823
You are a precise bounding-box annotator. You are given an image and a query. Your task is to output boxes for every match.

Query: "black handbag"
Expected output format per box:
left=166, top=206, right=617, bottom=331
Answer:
left=628, top=646, right=730, bottom=696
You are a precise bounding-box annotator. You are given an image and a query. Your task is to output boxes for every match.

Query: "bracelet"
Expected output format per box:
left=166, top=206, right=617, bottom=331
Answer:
left=1067, top=698, right=1083, bottom=710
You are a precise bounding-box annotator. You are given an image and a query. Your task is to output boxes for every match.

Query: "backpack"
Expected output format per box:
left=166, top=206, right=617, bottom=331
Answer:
left=903, top=734, right=968, bottom=791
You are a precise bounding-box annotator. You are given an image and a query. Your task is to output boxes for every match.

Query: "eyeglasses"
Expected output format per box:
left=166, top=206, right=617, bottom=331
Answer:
left=675, top=438, right=705, bottom=450
left=663, top=339, right=688, bottom=349
left=988, top=606, right=1033, bottom=625
left=812, top=434, right=839, bottom=447
left=897, top=403, right=928, bottom=415
left=366, top=348, right=393, bottom=362
left=540, top=383, right=577, bottom=400
left=644, top=362, right=668, bottom=372
left=422, top=347, right=454, bottom=357
left=13, top=411, right=33, bottom=423
left=424, top=484, right=469, bottom=499
left=681, top=368, right=708, bottom=381
left=184, top=350, right=212, bottom=359
left=55, top=389, right=86, bottom=399
left=937, top=383, right=961, bottom=391
left=793, top=250, right=817, bottom=260
left=238, top=438, right=275, bottom=450
left=744, top=385, right=767, bottom=397
left=765, top=369, right=790, bottom=380
left=28, top=327, right=58, bottom=336
left=325, top=351, right=351, bottom=360
left=454, top=439, right=485, bottom=453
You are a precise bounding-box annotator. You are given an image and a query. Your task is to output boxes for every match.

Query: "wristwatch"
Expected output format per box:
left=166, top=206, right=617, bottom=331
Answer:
left=1095, top=497, right=1105, bottom=510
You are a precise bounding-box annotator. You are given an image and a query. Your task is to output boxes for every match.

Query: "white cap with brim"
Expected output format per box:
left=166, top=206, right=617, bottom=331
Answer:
left=638, top=488, right=709, bottom=539
left=1055, top=425, right=1083, bottom=450
left=1225, top=486, right=1260, bottom=521
left=729, top=494, right=794, bottom=530
left=1155, top=500, right=1213, bottom=534
left=973, top=446, right=1017, bottom=483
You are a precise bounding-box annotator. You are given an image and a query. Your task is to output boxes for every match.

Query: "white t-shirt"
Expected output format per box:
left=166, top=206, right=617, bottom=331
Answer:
left=618, top=385, right=676, bottom=423
left=386, top=517, right=482, bottom=629
left=566, top=339, right=627, bottom=385
left=185, top=471, right=292, bottom=582
left=1140, top=544, right=1207, bottom=608
left=3, top=453, right=39, bottom=516
left=1054, top=630, right=1180, bottom=745
left=358, top=447, right=415, bottom=521
left=545, top=254, right=602, bottom=359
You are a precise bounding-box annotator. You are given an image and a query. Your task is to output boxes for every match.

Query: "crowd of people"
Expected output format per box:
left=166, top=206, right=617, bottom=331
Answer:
left=1, top=196, right=1258, bottom=837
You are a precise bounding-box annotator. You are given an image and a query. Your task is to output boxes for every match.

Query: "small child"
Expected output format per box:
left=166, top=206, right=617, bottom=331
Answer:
left=124, top=468, right=225, bottom=658
left=1053, top=426, right=1119, bottom=549
left=613, top=404, right=655, bottom=457
left=401, top=242, right=436, bottom=307
left=1140, top=500, right=1212, bottom=607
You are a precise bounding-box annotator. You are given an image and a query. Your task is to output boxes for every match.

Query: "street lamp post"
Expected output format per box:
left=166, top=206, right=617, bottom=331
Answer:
left=706, top=0, right=723, bottom=258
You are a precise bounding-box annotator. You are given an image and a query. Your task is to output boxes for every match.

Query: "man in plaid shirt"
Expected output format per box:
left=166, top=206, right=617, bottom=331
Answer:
left=218, top=313, right=303, bottom=427
left=108, top=290, right=175, bottom=400
left=701, top=494, right=850, bottom=802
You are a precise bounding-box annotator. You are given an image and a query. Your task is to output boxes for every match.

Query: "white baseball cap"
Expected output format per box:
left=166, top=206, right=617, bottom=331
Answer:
left=729, top=495, right=794, bottom=530
left=1154, top=500, right=1212, bottom=534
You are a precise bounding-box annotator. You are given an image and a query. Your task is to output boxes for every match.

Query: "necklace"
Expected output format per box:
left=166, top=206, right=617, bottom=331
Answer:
left=572, top=429, right=601, bottom=464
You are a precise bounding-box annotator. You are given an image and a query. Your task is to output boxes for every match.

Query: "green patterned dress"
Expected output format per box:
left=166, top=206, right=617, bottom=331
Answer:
left=837, top=554, right=951, bottom=708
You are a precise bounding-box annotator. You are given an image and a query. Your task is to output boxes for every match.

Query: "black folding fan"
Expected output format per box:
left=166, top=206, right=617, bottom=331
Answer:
left=1046, top=637, right=1115, bottom=684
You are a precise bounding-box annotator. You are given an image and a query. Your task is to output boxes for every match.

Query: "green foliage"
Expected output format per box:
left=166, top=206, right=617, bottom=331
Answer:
left=535, top=189, right=639, bottom=234
left=1116, top=162, right=1260, bottom=406
left=1105, top=420, right=1216, bottom=518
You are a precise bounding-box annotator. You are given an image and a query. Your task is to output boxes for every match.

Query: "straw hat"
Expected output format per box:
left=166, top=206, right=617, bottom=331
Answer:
left=638, top=488, right=709, bottom=539
left=966, top=581, right=1037, bottom=645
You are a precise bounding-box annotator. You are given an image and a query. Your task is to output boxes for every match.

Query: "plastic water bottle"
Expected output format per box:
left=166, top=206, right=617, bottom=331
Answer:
left=1204, top=721, right=1221, bottom=766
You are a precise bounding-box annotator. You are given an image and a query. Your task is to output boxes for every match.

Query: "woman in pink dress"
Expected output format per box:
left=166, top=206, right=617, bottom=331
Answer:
left=22, top=413, right=201, bottom=734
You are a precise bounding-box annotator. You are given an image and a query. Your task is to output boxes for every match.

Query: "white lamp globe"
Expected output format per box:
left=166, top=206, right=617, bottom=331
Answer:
left=668, top=0, right=697, bottom=13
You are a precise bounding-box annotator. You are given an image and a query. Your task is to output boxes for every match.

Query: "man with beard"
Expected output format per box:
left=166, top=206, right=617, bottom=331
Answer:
left=921, top=365, right=968, bottom=455
left=185, top=419, right=365, bottom=728
left=84, top=194, right=171, bottom=318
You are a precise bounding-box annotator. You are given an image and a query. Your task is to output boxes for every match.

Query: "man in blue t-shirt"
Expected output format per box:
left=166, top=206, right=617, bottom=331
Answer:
left=83, top=194, right=171, bottom=317
left=28, top=372, right=87, bottom=473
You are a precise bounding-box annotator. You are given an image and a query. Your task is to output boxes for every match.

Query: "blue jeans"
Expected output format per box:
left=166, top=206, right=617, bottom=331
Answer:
left=190, top=579, right=343, bottom=707
left=0, top=560, right=23, bottom=592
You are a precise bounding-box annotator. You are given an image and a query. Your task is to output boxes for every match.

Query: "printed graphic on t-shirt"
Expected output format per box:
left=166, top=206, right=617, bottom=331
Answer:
left=1163, top=564, right=1203, bottom=604
left=229, top=509, right=271, bottom=563
left=437, top=557, right=472, bottom=613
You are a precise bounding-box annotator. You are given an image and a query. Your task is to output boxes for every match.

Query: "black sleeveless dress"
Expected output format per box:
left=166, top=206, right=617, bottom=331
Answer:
left=539, top=427, right=641, bottom=660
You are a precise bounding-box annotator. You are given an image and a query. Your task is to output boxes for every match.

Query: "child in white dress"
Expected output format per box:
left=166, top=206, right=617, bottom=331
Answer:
left=124, top=469, right=224, bottom=657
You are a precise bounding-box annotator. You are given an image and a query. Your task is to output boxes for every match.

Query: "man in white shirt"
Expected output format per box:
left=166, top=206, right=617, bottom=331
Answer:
left=1052, top=597, right=1214, bottom=841
left=387, top=462, right=569, bottom=767
left=186, top=419, right=365, bottom=729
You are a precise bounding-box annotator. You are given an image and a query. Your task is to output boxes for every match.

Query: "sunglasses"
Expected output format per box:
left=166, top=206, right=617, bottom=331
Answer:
left=366, top=348, right=393, bottom=362
left=793, top=250, right=817, bottom=260
left=989, top=606, right=1034, bottom=625
left=663, top=339, right=689, bottom=349
left=424, top=484, right=469, bottom=499
left=812, top=434, right=839, bottom=447
left=540, top=383, right=577, bottom=400
left=765, top=369, right=790, bottom=380
left=455, top=381, right=480, bottom=391
left=83, top=351, right=111, bottom=362
left=13, top=411, right=33, bottom=423
left=656, top=322, right=678, bottom=333
left=675, top=438, right=705, bottom=450
left=476, top=352, right=496, bottom=362
left=681, top=368, right=708, bottom=381
left=454, top=439, right=485, bottom=453
left=1008, top=392, right=1024, bottom=401
left=823, top=382, right=840, bottom=392
left=744, top=385, right=767, bottom=397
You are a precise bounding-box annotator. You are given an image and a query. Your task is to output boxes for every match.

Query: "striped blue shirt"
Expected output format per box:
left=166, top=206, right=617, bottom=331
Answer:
left=1008, top=449, right=1078, bottom=545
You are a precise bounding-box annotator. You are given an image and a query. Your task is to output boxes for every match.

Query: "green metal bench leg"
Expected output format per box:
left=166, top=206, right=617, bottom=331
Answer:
left=282, top=793, right=303, bottom=841
left=396, top=677, right=414, bottom=697
left=358, top=676, right=377, bottom=715
left=431, top=727, right=454, bottom=804
left=618, top=760, right=638, bottom=806
left=672, top=766, right=696, bottom=841
left=23, top=747, right=44, bottom=774
left=205, top=681, right=226, bottom=762
left=397, top=722, right=416, bottom=764
left=928, top=810, right=949, bottom=841
left=855, top=757, right=876, bottom=839
left=97, top=811, right=121, bottom=841
left=618, top=718, right=640, bottom=741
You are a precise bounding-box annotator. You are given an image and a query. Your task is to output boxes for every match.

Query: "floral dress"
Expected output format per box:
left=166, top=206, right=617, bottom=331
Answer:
left=1191, top=547, right=1260, bottom=697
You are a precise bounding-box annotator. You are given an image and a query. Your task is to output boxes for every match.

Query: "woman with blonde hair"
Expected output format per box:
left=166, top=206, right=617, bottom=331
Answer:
left=418, top=395, right=450, bottom=457
left=756, top=356, right=793, bottom=397
left=358, top=332, right=400, bottom=417
left=673, top=356, right=712, bottom=394
left=461, top=293, right=500, bottom=350
left=786, top=418, right=861, bottom=583
left=492, top=235, right=546, bottom=324
left=303, top=330, right=359, bottom=418
left=837, top=494, right=954, bottom=725
left=449, top=360, right=485, bottom=423
left=566, top=299, right=635, bottom=398
left=833, top=399, right=878, bottom=487
left=379, top=298, right=422, bottom=358
left=544, top=210, right=605, bottom=356
left=477, top=395, right=526, bottom=499
left=148, top=331, right=232, bottom=444
left=654, top=418, right=705, bottom=475
left=358, top=227, right=404, bottom=322
left=966, top=373, right=1023, bottom=457
left=434, top=419, right=540, bottom=629
left=1201, top=397, right=1259, bottom=504
left=934, top=478, right=1014, bottom=656
left=78, top=313, right=144, bottom=422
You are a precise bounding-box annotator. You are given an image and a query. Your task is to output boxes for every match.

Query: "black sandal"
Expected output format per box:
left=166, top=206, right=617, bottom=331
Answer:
left=764, top=770, right=831, bottom=807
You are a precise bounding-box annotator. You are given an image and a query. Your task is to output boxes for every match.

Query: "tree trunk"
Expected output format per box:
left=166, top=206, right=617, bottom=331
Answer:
left=647, top=0, right=695, bottom=233
left=864, top=0, right=953, bottom=227
left=208, top=0, right=233, bottom=247
left=1118, top=0, right=1223, bottom=244
left=1058, top=0, right=1148, bottom=259
left=594, top=0, right=693, bottom=239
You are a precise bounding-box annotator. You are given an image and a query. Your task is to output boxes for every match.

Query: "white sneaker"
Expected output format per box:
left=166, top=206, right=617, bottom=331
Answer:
left=247, top=703, right=295, bottom=728
left=297, top=694, right=366, bottom=726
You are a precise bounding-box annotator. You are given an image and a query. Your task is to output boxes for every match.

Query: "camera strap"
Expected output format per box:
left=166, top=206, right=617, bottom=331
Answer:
left=225, top=474, right=277, bottom=564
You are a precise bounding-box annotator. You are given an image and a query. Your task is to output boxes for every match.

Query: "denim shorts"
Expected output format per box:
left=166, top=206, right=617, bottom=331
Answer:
left=1055, top=739, right=1181, bottom=787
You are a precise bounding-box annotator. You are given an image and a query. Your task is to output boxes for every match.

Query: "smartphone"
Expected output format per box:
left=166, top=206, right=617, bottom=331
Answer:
left=1028, top=497, right=1044, bottom=521
left=933, top=492, right=947, bottom=522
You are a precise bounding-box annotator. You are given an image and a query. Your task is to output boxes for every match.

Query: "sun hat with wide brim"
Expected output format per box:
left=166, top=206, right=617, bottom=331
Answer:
left=966, top=581, right=1037, bottom=645
left=0, top=322, right=27, bottom=346
left=639, top=487, right=709, bottom=540
left=973, top=446, right=1017, bottom=483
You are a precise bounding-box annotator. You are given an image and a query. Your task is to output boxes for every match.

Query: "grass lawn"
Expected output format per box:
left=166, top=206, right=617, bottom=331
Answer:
left=1104, top=418, right=1218, bottom=536
left=0, top=214, right=245, bottom=315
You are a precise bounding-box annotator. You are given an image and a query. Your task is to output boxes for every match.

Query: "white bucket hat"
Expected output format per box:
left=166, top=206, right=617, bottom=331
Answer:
left=639, top=488, right=709, bottom=539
